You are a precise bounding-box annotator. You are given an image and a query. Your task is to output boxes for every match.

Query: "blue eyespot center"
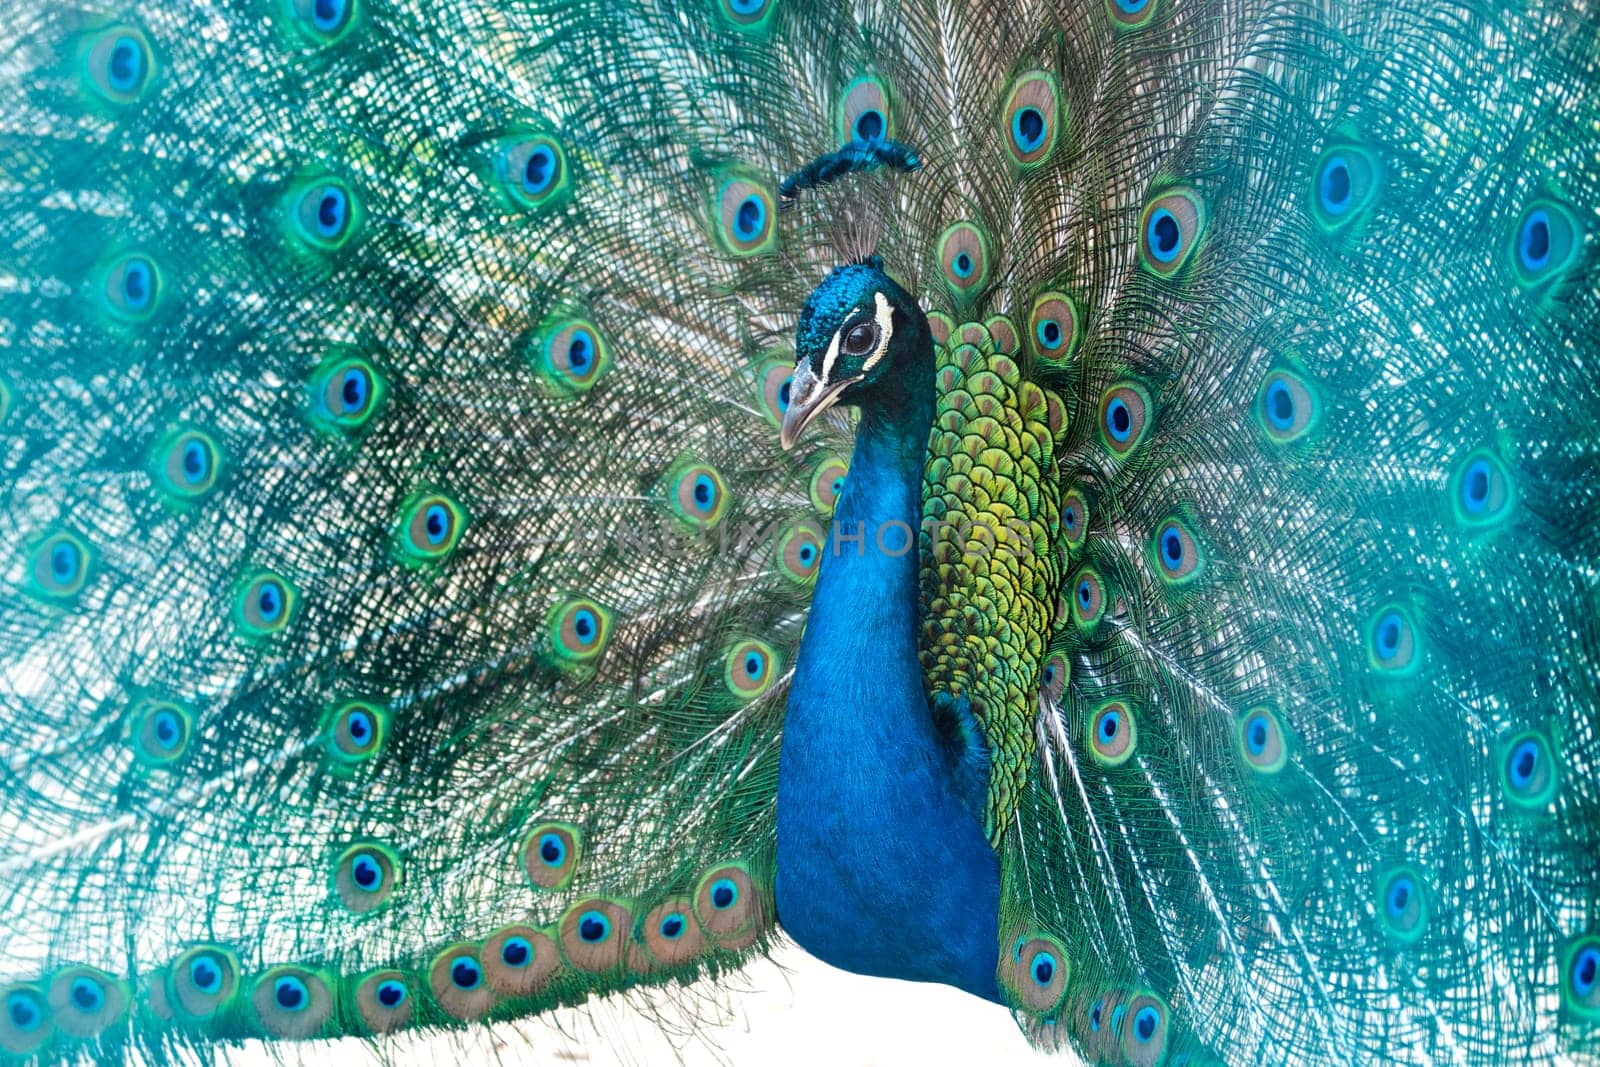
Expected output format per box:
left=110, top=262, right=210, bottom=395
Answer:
left=316, top=190, right=347, bottom=238
left=1374, top=612, right=1403, bottom=660
left=502, top=937, right=532, bottom=967
left=1265, top=380, right=1295, bottom=430
left=423, top=504, right=449, bottom=545
left=313, top=0, right=347, bottom=32
left=123, top=260, right=153, bottom=309
left=1574, top=946, right=1600, bottom=996
left=347, top=710, right=372, bottom=742
left=1037, top=320, right=1062, bottom=349
left=734, top=196, right=765, bottom=241
left=450, top=958, right=480, bottom=990
left=51, top=542, right=80, bottom=582
left=778, top=377, right=792, bottom=409
left=711, top=878, right=738, bottom=909
left=1519, top=210, right=1551, bottom=271
left=523, top=146, right=556, bottom=194
left=572, top=610, right=597, bottom=645
left=181, top=440, right=208, bottom=482
left=69, top=976, right=103, bottom=1012
left=1089, top=997, right=1104, bottom=1030
left=1160, top=529, right=1183, bottom=568
left=1134, top=1005, right=1159, bottom=1042
left=1098, top=712, right=1120, bottom=743
left=1508, top=739, right=1540, bottom=791
left=1319, top=157, right=1352, bottom=214
left=578, top=911, right=610, bottom=942
left=953, top=252, right=974, bottom=278
left=1245, top=714, right=1269, bottom=755
left=1013, top=107, right=1046, bottom=152
left=1462, top=460, right=1491, bottom=510
left=798, top=543, right=816, bottom=563
left=154, top=711, right=181, bottom=749
left=1031, top=952, right=1056, bottom=985
left=693, top=475, right=714, bottom=507
left=258, top=583, right=282, bottom=621
left=352, top=854, right=381, bottom=890
left=660, top=914, right=685, bottom=939
left=1147, top=209, right=1181, bottom=261
left=274, top=976, right=308, bottom=1011
left=1386, top=877, right=1413, bottom=918
left=539, top=833, right=566, bottom=866
left=568, top=331, right=593, bottom=373
left=376, top=980, right=405, bottom=1008
left=728, top=0, right=764, bottom=14
left=744, top=653, right=763, bottom=679
left=6, top=992, right=40, bottom=1031
left=1106, top=398, right=1132, bottom=440
left=190, top=958, right=221, bottom=994
left=108, top=37, right=144, bottom=92
left=855, top=110, right=885, bottom=142
left=340, top=369, right=368, bottom=411
left=1077, top=580, right=1092, bottom=606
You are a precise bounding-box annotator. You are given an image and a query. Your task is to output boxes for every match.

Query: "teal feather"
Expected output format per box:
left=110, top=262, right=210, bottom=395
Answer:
left=0, top=0, right=1597, bottom=1063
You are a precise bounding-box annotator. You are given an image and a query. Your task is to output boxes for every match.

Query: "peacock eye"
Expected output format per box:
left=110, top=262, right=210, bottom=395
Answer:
left=842, top=322, right=878, bottom=356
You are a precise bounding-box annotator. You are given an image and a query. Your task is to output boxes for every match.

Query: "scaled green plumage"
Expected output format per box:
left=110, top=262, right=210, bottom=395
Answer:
left=1, top=0, right=1598, bottom=1063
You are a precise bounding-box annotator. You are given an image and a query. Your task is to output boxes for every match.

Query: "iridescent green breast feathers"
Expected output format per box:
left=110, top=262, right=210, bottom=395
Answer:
left=2, top=0, right=1599, bottom=1064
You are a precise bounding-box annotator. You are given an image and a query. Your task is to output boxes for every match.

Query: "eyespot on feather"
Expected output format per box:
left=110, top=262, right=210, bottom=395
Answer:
left=1309, top=144, right=1381, bottom=233
left=1060, top=487, right=1089, bottom=553
left=47, top=967, right=127, bottom=1039
left=310, top=351, right=386, bottom=431
left=641, top=898, right=709, bottom=967
left=531, top=318, right=611, bottom=395
left=285, top=175, right=363, bottom=253
left=352, top=971, right=412, bottom=1034
left=1137, top=188, right=1204, bottom=276
left=666, top=461, right=730, bottom=528
left=1450, top=449, right=1514, bottom=528
left=712, top=174, right=778, bottom=255
left=1376, top=866, right=1429, bottom=944
left=335, top=843, right=400, bottom=914
left=29, top=531, right=92, bottom=601
left=250, top=967, right=334, bottom=1040
left=718, top=0, right=776, bottom=32
left=1509, top=198, right=1581, bottom=290
left=130, top=699, right=193, bottom=768
left=1088, top=700, right=1137, bottom=766
left=233, top=571, right=296, bottom=638
left=1499, top=730, right=1558, bottom=810
left=694, top=863, right=763, bottom=948
left=755, top=355, right=795, bottom=427
left=936, top=222, right=992, bottom=295
left=153, top=428, right=222, bottom=500
left=838, top=75, right=893, bottom=144
left=775, top=521, right=823, bottom=585
left=324, top=700, right=388, bottom=765
left=495, top=133, right=572, bottom=211
left=396, top=491, right=467, bottom=565
left=1098, top=381, right=1151, bottom=456
left=1070, top=566, right=1106, bottom=631
left=0, top=985, right=49, bottom=1056
left=1039, top=653, right=1069, bottom=707
left=1237, top=706, right=1289, bottom=775
left=1028, top=291, right=1081, bottom=364
left=1000, top=72, right=1062, bottom=168
left=1000, top=933, right=1069, bottom=1013
left=1365, top=603, right=1420, bottom=676
left=482, top=925, right=560, bottom=996
left=520, top=822, right=582, bottom=890
left=809, top=456, right=849, bottom=514
left=1120, top=992, right=1171, bottom=1066
left=168, top=945, right=239, bottom=1021
left=1150, top=515, right=1204, bottom=586
left=282, top=0, right=359, bottom=46
left=1107, top=0, right=1160, bottom=29
left=1563, top=936, right=1600, bottom=1019
left=544, top=598, right=612, bottom=667
left=80, top=26, right=156, bottom=106
left=1255, top=365, right=1320, bottom=445
left=723, top=639, right=780, bottom=700
left=558, top=899, right=633, bottom=972
left=428, top=944, right=495, bottom=1020
left=97, top=252, right=164, bottom=324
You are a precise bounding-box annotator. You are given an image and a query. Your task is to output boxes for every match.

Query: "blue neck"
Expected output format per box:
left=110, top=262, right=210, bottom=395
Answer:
left=775, top=337, right=1001, bottom=1002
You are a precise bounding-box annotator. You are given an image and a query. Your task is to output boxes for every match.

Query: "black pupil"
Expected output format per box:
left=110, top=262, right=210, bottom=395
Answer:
left=1515, top=747, right=1536, bottom=781
left=1271, top=386, right=1293, bottom=421
left=1326, top=161, right=1351, bottom=206
left=713, top=885, right=735, bottom=908
left=526, top=150, right=550, bottom=187
left=1250, top=720, right=1266, bottom=748
left=261, top=587, right=278, bottom=612
left=663, top=917, right=683, bottom=936
left=10, top=1000, right=33, bottom=1025
left=1034, top=958, right=1053, bottom=982
left=1092, top=1005, right=1102, bottom=1025
left=1380, top=621, right=1398, bottom=652
left=355, top=859, right=377, bottom=887
left=1468, top=469, right=1489, bottom=502
left=1392, top=883, right=1409, bottom=909
left=73, top=982, right=98, bottom=1009
left=1154, top=214, right=1180, bottom=253
left=694, top=481, right=711, bottom=504
left=575, top=615, right=592, bottom=638
left=124, top=267, right=147, bottom=302
left=848, top=326, right=873, bottom=352
left=1580, top=955, right=1597, bottom=985
left=378, top=984, right=403, bottom=1007
left=503, top=941, right=529, bottom=965
left=195, top=962, right=217, bottom=989
left=1079, top=582, right=1090, bottom=604
left=1101, top=715, right=1117, bottom=739
left=1043, top=322, right=1060, bottom=344
left=1018, top=107, right=1044, bottom=144
left=580, top=917, right=606, bottom=941
left=276, top=982, right=303, bottom=1009
left=157, top=718, right=176, bottom=742
left=541, top=838, right=562, bottom=863
left=778, top=380, right=791, bottom=406
left=570, top=337, right=589, bottom=367
left=1137, top=1012, right=1156, bottom=1039
left=1163, top=532, right=1181, bottom=563
left=1111, top=404, right=1130, bottom=433
left=184, top=445, right=203, bottom=475
left=319, top=193, right=341, bottom=229
left=1527, top=218, right=1550, bottom=260
left=955, top=253, right=972, bottom=273
left=452, top=962, right=478, bottom=987
left=745, top=654, right=761, bottom=676
left=315, top=0, right=338, bottom=23
left=856, top=111, right=884, bottom=140
left=53, top=547, right=73, bottom=577
left=349, top=715, right=369, bottom=740
left=343, top=374, right=363, bottom=406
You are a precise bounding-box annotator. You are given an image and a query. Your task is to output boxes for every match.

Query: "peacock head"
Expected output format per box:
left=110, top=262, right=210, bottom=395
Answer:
left=780, top=258, right=930, bottom=450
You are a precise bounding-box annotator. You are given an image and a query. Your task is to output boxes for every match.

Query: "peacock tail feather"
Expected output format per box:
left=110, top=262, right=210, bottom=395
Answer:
left=1, top=0, right=1597, bottom=1063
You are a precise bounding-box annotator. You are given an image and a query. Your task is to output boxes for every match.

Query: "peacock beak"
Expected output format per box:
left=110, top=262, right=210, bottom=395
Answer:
left=780, top=362, right=857, bottom=450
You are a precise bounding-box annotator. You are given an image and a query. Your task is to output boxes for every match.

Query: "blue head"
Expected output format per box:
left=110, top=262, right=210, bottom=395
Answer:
left=780, top=259, right=931, bottom=450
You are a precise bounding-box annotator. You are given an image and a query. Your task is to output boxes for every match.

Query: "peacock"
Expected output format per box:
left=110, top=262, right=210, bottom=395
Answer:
left=1, top=0, right=1597, bottom=1063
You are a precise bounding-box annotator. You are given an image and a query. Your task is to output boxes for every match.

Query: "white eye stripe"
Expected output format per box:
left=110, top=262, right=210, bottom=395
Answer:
left=861, top=291, right=894, bottom=372
left=819, top=329, right=843, bottom=386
